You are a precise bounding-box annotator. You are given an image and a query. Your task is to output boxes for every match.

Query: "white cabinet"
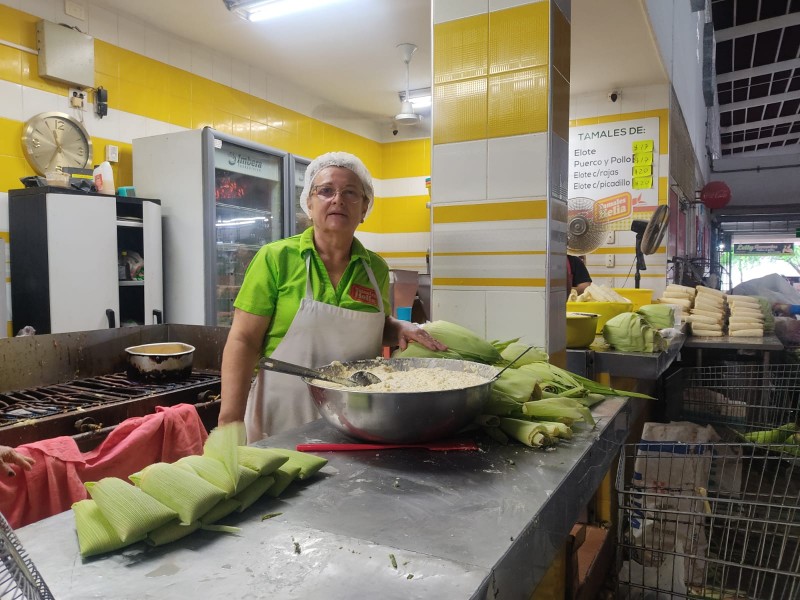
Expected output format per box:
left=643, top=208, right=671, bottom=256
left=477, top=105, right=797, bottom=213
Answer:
left=9, top=188, right=163, bottom=334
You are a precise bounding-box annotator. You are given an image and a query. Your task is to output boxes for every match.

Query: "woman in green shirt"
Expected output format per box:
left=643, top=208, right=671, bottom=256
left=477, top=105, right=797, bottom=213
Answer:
left=219, top=152, right=445, bottom=441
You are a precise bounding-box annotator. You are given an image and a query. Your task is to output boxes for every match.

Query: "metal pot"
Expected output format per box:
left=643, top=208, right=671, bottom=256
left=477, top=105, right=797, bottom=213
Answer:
left=124, top=342, right=195, bottom=381
left=303, top=357, right=498, bottom=444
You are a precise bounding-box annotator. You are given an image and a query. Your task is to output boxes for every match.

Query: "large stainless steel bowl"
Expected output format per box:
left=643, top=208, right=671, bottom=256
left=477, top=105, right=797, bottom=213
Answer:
left=303, top=357, right=498, bottom=444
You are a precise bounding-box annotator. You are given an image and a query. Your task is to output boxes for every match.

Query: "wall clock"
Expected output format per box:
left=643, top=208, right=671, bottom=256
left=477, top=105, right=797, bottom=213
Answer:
left=21, top=111, right=93, bottom=175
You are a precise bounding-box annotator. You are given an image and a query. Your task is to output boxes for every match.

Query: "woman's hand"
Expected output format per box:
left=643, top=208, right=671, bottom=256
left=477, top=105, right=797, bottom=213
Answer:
left=0, top=446, right=34, bottom=477
left=384, top=317, right=448, bottom=351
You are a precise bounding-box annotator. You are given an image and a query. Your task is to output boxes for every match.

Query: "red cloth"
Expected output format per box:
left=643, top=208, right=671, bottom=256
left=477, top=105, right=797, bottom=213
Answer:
left=0, top=404, right=208, bottom=529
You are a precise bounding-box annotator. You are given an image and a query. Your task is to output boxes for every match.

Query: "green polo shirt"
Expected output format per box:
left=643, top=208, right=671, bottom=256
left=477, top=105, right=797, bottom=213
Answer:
left=234, top=227, right=390, bottom=356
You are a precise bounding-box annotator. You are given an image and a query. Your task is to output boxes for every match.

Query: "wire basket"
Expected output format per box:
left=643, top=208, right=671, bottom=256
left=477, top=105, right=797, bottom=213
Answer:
left=665, top=364, right=800, bottom=435
left=0, top=512, right=54, bottom=600
left=616, top=441, right=800, bottom=599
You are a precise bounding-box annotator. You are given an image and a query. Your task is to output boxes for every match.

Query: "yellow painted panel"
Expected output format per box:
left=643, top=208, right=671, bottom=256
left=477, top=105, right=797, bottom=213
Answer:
left=433, top=78, right=488, bottom=144
left=488, top=67, right=548, bottom=138
left=361, top=195, right=430, bottom=234
left=434, top=277, right=547, bottom=287
left=191, top=103, right=215, bottom=130
left=117, top=79, right=150, bottom=116
left=376, top=251, right=427, bottom=259
left=0, top=5, right=38, bottom=47
left=169, top=95, right=193, bottom=129
left=117, top=49, right=152, bottom=86
left=433, top=14, right=489, bottom=84
left=213, top=109, right=234, bottom=135
left=659, top=176, right=668, bottom=203
left=0, top=117, right=23, bottom=158
left=94, top=41, right=119, bottom=78
left=382, top=139, right=431, bottom=179
left=488, top=2, right=549, bottom=74
left=433, top=200, right=547, bottom=223
left=0, top=155, right=31, bottom=192
left=0, top=45, right=22, bottom=84
left=232, top=118, right=252, bottom=141
left=94, top=72, right=120, bottom=100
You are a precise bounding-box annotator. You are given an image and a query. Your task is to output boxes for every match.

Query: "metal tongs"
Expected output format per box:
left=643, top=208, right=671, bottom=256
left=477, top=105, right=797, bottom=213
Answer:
left=258, top=357, right=381, bottom=387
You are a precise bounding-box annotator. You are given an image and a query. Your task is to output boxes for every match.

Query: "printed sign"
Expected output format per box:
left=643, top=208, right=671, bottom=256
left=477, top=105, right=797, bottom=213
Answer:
left=733, top=243, right=795, bottom=256
left=349, top=284, right=378, bottom=307
left=569, top=117, right=660, bottom=227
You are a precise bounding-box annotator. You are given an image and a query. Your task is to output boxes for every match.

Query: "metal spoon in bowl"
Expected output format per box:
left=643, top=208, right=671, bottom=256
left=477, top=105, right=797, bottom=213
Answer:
left=257, top=357, right=380, bottom=387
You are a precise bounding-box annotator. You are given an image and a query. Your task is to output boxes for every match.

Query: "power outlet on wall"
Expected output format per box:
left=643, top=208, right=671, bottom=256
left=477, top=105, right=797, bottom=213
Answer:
left=65, top=0, right=86, bottom=21
left=606, top=231, right=615, bottom=245
left=69, top=88, right=86, bottom=109
left=605, top=254, right=615, bottom=268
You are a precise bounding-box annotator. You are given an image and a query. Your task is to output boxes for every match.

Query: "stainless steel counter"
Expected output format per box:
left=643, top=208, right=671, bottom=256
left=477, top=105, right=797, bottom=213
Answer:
left=683, top=333, right=783, bottom=367
left=16, top=398, right=631, bottom=600
left=566, top=333, right=685, bottom=380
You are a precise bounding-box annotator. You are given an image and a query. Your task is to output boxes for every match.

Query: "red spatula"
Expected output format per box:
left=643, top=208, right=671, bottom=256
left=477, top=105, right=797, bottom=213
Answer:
left=296, top=440, right=478, bottom=452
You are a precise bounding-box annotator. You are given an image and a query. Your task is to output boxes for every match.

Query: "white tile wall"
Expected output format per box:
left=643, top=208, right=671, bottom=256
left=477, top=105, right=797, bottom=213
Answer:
left=433, top=0, right=489, bottom=24
left=431, top=289, right=486, bottom=334
left=118, top=15, right=146, bottom=56
left=88, top=4, right=118, bottom=45
left=0, top=80, right=23, bottom=122
left=25, top=0, right=57, bottom=21
left=434, top=253, right=547, bottom=282
left=144, top=28, right=170, bottom=65
left=249, top=67, right=268, bottom=100
left=374, top=177, right=429, bottom=198
left=486, top=290, right=547, bottom=345
left=489, top=0, right=545, bottom=12
left=168, top=38, right=194, bottom=73
left=190, top=47, right=213, bottom=80
left=487, top=133, right=548, bottom=200
left=433, top=219, right=548, bottom=253
left=211, top=54, right=233, bottom=87
left=432, top=140, right=487, bottom=203
left=21, top=84, right=61, bottom=118
left=231, top=61, right=251, bottom=95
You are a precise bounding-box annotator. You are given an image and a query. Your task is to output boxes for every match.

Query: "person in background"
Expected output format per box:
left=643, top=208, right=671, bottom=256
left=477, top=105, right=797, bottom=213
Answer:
left=0, top=445, right=34, bottom=477
left=568, top=255, right=592, bottom=294
left=219, top=152, right=446, bottom=442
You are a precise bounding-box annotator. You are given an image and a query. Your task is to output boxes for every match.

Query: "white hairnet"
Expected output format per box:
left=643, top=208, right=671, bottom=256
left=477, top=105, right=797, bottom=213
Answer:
left=299, top=151, right=374, bottom=218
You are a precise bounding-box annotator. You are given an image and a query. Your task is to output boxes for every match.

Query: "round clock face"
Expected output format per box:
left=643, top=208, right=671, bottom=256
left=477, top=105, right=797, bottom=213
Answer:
left=21, top=111, right=93, bottom=176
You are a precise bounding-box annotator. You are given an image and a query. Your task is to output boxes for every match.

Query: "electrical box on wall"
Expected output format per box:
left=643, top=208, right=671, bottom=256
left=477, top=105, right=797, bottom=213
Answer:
left=36, top=20, right=94, bottom=88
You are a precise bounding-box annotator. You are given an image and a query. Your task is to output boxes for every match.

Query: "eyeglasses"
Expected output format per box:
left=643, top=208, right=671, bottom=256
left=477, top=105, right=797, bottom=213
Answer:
left=312, top=185, right=364, bottom=204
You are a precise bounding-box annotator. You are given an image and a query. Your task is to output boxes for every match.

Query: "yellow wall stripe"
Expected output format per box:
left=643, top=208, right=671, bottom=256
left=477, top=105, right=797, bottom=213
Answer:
left=376, top=251, right=428, bottom=258
left=360, top=195, right=430, bottom=234
left=433, top=199, right=547, bottom=223
left=600, top=247, right=667, bottom=255
left=434, top=277, right=547, bottom=287
left=433, top=250, right=546, bottom=256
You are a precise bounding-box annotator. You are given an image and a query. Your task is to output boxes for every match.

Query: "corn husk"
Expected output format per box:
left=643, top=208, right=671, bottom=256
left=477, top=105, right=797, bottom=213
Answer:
left=474, top=414, right=501, bottom=427
left=200, top=498, right=242, bottom=525
left=419, top=320, right=503, bottom=364
left=72, top=499, right=135, bottom=558
left=484, top=368, right=542, bottom=415
left=538, top=421, right=573, bottom=439
left=636, top=304, right=676, bottom=329
left=237, top=446, right=290, bottom=475
left=267, top=449, right=328, bottom=480
left=146, top=519, right=201, bottom=547
left=499, top=342, right=549, bottom=366
left=85, top=478, right=177, bottom=543
left=521, top=397, right=595, bottom=427
left=498, top=418, right=552, bottom=447
left=204, top=422, right=246, bottom=490
left=484, top=426, right=509, bottom=444
left=175, top=454, right=238, bottom=497
left=265, top=465, right=302, bottom=498
left=129, top=462, right=227, bottom=525
left=234, top=475, right=276, bottom=512
left=234, top=465, right=261, bottom=493
left=391, top=343, right=463, bottom=360
left=603, top=312, right=666, bottom=352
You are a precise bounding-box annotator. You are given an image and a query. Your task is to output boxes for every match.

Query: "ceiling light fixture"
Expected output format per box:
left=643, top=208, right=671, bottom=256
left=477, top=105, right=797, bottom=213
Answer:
left=395, top=43, right=421, bottom=126
left=400, top=89, right=432, bottom=109
left=224, top=0, right=340, bottom=22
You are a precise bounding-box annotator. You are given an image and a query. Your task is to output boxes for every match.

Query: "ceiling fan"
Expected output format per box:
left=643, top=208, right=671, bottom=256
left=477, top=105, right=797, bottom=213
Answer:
left=394, top=43, right=421, bottom=128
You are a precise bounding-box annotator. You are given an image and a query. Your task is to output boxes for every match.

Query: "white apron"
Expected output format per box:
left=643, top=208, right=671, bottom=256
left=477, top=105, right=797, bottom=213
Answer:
left=244, top=255, right=385, bottom=442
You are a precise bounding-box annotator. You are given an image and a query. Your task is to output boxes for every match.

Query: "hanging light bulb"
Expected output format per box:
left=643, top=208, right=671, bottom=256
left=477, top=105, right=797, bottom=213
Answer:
left=395, top=43, right=421, bottom=126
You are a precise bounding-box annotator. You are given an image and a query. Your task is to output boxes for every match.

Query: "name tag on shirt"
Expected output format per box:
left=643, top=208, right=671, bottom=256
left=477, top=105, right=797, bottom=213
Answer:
left=349, top=284, right=378, bottom=308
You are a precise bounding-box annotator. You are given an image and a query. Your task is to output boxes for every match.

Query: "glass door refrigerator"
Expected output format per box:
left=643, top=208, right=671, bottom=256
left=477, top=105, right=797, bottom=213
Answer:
left=290, top=155, right=311, bottom=235
left=134, top=128, right=290, bottom=326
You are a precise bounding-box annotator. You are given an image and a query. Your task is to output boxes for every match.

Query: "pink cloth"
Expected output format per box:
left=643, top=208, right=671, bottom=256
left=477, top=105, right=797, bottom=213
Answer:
left=0, top=404, right=208, bottom=529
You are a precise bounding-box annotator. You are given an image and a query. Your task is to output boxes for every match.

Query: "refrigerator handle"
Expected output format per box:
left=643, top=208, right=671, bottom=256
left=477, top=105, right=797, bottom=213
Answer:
left=105, top=309, right=116, bottom=329
left=153, top=309, right=163, bottom=325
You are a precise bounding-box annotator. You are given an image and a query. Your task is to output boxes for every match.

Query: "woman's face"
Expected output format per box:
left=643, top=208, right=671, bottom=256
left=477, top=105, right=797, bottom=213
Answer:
left=307, top=166, right=369, bottom=236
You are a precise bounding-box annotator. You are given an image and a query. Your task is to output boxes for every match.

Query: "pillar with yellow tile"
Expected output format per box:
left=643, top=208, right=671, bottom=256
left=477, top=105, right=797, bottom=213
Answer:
left=430, top=0, right=571, bottom=365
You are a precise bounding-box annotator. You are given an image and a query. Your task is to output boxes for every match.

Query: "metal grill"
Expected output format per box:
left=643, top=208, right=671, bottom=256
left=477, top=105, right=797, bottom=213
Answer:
left=1, top=512, right=53, bottom=600
left=617, top=442, right=800, bottom=600
left=0, top=372, right=221, bottom=426
left=666, top=363, right=800, bottom=434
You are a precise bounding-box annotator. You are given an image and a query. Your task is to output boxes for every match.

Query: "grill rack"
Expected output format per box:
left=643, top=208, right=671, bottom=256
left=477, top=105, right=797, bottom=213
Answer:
left=0, top=512, right=54, bottom=600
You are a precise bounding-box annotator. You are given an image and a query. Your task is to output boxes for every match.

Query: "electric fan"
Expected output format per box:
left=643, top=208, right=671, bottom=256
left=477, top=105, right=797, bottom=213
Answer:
left=567, top=197, right=609, bottom=256
left=630, top=204, right=669, bottom=289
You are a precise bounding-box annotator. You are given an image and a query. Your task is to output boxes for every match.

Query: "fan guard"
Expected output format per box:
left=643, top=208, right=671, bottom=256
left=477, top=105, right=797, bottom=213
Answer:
left=567, top=197, right=609, bottom=256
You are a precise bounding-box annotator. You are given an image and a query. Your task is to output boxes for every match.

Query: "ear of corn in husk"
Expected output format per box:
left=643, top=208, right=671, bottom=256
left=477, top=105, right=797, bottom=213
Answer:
left=602, top=312, right=666, bottom=352
left=499, top=342, right=549, bottom=366
left=636, top=304, right=676, bottom=330
left=485, top=367, right=542, bottom=414
left=237, top=446, right=290, bottom=475
left=200, top=498, right=242, bottom=525
left=491, top=337, right=520, bottom=354
left=146, top=519, right=201, bottom=547
left=538, top=421, right=573, bottom=439
left=266, top=449, right=328, bottom=480
left=85, top=478, right=177, bottom=543
left=521, top=398, right=595, bottom=427
left=266, top=465, right=302, bottom=498
left=741, top=423, right=797, bottom=444
left=391, top=343, right=463, bottom=360
left=518, top=362, right=584, bottom=397
left=418, top=320, right=503, bottom=364
left=498, top=418, right=552, bottom=447
left=234, top=475, right=276, bottom=512
left=130, top=462, right=228, bottom=525
left=203, top=422, right=246, bottom=489
left=72, top=499, right=135, bottom=557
